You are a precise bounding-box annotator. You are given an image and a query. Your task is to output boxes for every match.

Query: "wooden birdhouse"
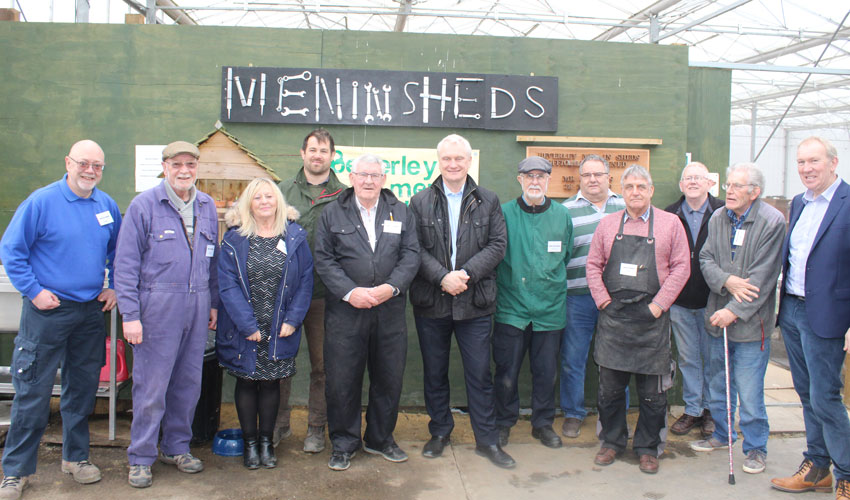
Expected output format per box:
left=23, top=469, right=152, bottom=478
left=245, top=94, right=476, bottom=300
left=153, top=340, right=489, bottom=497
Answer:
left=194, top=122, right=280, bottom=239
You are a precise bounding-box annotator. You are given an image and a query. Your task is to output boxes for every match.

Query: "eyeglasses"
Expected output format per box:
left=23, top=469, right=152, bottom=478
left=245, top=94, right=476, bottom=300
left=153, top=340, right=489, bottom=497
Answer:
left=68, top=156, right=105, bottom=171
left=352, top=172, right=384, bottom=180
left=579, top=172, right=608, bottom=179
left=521, top=173, right=549, bottom=181
left=682, top=175, right=706, bottom=183
left=166, top=161, right=198, bottom=169
left=722, top=182, right=755, bottom=191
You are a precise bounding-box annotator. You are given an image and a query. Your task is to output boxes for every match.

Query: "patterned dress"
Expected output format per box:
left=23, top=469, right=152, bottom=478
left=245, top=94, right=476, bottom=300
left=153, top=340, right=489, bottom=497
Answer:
left=229, top=235, right=296, bottom=381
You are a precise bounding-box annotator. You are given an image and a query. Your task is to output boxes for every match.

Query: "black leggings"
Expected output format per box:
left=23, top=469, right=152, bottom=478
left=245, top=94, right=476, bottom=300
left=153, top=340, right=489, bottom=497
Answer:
left=234, top=377, right=281, bottom=439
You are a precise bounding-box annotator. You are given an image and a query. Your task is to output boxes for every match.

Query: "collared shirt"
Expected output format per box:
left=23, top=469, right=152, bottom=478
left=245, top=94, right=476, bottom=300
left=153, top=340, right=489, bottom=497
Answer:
left=0, top=174, right=122, bottom=302
left=786, top=176, right=842, bottom=296
left=164, top=181, right=197, bottom=238
left=682, top=197, right=710, bottom=242
left=726, top=203, right=753, bottom=259
left=623, top=206, right=651, bottom=223
left=355, top=196, right=379, bottom=251
left=342, top=196, right=380, bottom=303
left=443, top=181, right=464, bottom=269
left=562, top=190, right=625, bottom=294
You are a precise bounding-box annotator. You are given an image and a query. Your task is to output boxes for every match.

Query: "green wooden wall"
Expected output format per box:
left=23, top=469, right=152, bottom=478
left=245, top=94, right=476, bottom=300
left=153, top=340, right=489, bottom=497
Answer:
left=0, top=23, right=730, bottom=409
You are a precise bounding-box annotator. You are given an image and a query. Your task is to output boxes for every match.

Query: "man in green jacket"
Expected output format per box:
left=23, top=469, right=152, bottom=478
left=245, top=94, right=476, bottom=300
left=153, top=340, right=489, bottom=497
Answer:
left=274, top=129, right=346, bottom=453
left=494, top=156, right=574, bottom=449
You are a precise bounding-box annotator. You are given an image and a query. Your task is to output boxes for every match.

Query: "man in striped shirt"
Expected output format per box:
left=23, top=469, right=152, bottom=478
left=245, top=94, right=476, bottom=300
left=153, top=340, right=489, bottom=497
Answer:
left=559, top=155, right=625, bottom=438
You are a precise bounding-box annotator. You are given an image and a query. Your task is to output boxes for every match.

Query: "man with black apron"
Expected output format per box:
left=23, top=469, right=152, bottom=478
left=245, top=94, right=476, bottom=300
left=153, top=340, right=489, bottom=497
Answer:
left=586, top=165, right=690, bottom=474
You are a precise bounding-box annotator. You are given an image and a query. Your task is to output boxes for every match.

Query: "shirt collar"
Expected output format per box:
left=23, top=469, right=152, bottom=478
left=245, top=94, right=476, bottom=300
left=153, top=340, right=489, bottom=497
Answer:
left=624, top=206, right=650, bottom=222
left=59, top=173, right=97, bottom=202
left=803, top=176, right=841, bottom=204
left=575, top=189, right=619, bottom=205
left=726, top=201, right=754, bottom=225
left=442, top=180, right=464, bottom=197
left=355, top=195, right=378, bottom=214
left=683, top=197, right=710, bottom=215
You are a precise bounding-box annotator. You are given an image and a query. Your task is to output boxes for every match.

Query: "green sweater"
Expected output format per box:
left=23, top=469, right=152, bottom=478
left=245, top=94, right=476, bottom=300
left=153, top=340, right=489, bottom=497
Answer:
left=495, top=197, right=574, bottom=331
left=280, top=168, right=346, bottom=299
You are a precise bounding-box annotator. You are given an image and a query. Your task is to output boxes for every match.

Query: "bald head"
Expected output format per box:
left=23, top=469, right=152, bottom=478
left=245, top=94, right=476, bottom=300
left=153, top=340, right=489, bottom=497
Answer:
left=68, top=140, right=104, bottom=160
left=65, top=139, right=105, bottom=198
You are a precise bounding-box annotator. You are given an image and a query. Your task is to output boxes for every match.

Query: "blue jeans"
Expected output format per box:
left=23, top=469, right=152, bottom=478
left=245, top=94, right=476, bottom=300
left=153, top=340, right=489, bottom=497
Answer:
left=2, top=299, right=106, bottom=477
left=707, top=334, right=770, bottom=455
left=670, top=305, right=712, bottom=417
left=415, top=314, right=498, bottom=446
left=559, top=294, right=598, bottom=420
left=779, top=295, right=850, bottom=480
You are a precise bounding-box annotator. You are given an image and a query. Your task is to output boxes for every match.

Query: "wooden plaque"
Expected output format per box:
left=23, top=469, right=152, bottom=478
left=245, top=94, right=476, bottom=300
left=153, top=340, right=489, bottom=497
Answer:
left=526, top=146, right=650, bottom=199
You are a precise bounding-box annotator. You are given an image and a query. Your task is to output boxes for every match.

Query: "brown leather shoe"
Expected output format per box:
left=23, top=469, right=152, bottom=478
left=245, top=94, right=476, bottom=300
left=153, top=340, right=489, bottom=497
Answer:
left=639, top=454, right=659, bottom=474
left=594, top=447, right=617, bottom=466
left=670, top=413, right=701, bottom=435
left=836, top=478, right=850, bottom=500
left=770, top=459, right=833, bottom=493
left=700, top=411, right=715, bottom=438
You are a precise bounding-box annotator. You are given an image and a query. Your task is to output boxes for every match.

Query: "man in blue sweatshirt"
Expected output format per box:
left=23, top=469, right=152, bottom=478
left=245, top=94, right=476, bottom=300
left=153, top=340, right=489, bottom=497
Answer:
left=0, top=140, right=122, bottom=500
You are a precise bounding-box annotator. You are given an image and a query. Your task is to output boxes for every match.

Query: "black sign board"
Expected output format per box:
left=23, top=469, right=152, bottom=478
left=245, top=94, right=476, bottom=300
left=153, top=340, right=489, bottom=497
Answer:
left=221, top=66, right=557, bottom=132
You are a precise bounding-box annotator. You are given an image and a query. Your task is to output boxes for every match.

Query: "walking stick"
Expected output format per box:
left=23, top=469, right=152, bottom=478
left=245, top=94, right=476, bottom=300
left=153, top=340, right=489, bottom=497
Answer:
left=723, top=326, right=735, bottom=485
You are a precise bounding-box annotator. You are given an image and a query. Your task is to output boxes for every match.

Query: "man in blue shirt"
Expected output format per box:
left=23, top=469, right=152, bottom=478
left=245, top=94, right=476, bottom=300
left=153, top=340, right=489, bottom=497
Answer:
left=0, top=140, right=122, bottom=500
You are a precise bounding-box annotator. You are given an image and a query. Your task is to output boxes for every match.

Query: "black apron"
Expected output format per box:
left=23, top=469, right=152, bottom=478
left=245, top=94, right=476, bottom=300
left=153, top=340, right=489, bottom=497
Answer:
left=594, top=208, right=672, bottom=375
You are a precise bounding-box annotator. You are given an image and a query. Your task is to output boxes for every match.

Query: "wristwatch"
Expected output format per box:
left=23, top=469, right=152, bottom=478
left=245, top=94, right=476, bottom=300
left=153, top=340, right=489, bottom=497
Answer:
left=391, top=285, right=400, bottom=297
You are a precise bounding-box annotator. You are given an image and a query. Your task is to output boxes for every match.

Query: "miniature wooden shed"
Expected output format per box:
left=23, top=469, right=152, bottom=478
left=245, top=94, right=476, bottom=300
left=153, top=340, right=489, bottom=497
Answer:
left=194, top=123, right=280, bottom=238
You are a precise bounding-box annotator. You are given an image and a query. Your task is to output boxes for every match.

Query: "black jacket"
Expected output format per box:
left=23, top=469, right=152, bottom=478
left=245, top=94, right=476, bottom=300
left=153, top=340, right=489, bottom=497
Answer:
left=314, top=187, right=420, bottom=302
left=664, top=193, right=726, bottom=309
left=408, top=176, right=507, bottom=320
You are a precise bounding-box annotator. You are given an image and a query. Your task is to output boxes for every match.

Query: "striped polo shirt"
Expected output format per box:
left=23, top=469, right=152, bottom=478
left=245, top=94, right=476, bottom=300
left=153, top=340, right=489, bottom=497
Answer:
left=562, top=191, right=625, bottom=295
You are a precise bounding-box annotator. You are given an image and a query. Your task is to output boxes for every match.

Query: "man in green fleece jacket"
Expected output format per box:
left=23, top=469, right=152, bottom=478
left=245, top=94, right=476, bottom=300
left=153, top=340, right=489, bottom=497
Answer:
left=274, top=129, right=346, bottom=453
left=493, top=156, right=574, bottom=450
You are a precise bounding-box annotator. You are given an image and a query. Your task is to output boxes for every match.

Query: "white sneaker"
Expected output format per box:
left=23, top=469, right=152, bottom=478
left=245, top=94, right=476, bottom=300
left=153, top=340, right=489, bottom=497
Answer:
left=690, top=436, right=729, bottom=452
left=0, top=476, right=28, bottom=500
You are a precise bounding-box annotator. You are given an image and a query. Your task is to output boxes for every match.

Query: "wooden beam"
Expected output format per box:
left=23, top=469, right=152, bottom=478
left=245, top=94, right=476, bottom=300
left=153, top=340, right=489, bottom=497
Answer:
left=517, top=135, right=663, bottom=145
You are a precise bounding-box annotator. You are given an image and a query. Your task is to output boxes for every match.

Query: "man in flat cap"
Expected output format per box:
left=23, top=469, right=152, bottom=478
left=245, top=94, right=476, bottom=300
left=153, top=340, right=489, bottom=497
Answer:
left=493, top=156, right=573, bottom=450
left=115, top=141, right=219, bottom=488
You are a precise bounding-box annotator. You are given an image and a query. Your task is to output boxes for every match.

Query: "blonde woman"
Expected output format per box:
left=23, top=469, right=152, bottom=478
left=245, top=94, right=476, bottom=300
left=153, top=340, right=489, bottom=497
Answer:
left=217, top=178, right=313, bottom=469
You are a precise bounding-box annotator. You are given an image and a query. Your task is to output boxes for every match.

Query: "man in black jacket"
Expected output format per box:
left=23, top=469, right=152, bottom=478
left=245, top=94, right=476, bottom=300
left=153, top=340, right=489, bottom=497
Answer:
left=408, top=134, right=514, bottom=469
left=314, top=154, right=420, bottom=472
left=664, top=162, right=725, bottom=437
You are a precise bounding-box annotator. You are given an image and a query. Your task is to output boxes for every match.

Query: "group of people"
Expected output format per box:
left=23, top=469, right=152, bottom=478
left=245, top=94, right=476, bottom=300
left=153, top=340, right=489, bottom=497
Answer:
left=0, top=131, right=848, bottom=499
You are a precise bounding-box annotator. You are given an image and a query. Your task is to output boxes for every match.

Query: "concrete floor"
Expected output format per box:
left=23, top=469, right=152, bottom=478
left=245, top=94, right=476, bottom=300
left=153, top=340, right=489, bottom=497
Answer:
left=0, top=361, right=840, bottom=500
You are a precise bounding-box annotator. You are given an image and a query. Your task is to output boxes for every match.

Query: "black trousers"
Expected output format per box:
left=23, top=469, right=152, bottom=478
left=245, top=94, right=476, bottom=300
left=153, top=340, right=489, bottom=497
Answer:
left=493, top=322, right=560, bottom=429
left=597, top=366, right=667, bottom=457
left=324, top=298, right=407, bottom=454
left=415, top=314, right=498, bottom=446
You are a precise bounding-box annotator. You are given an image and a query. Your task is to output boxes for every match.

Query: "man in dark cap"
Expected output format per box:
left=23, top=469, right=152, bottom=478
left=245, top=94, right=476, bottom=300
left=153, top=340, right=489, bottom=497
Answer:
left=493, top=156, right=573, bottom=450
left=115, top=141, right=219, bottom=488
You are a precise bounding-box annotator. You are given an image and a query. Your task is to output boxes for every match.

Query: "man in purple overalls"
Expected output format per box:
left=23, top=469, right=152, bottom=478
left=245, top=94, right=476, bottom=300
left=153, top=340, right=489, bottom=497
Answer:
left=115, top=141, right=219, bottom=489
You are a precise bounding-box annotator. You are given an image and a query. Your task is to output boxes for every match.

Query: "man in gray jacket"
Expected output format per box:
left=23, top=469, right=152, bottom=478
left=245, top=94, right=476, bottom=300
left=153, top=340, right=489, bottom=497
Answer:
left=690, top=162, right=785, bottom=476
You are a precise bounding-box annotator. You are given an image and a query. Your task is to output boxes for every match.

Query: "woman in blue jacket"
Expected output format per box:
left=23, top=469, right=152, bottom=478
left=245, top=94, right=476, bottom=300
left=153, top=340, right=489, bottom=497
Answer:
left=217, top=178, right=313, bottom=469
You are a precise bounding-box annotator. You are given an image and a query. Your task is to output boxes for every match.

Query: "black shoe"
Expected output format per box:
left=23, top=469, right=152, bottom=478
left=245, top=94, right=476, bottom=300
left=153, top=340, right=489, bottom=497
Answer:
left=422, top=435, right=450, bottom=458
left=243, top=437, right=260, bottom=470
left=328, top=451, right=355, bottom=471
left=532, top=425, right=563, bottom=448
left=475, top=444, right=516, bottom=469
left=497, top=426, right=510, bottom=447
left=364, top=442, right=408, bottom=463
left=259, top=436, right=277, bottom=469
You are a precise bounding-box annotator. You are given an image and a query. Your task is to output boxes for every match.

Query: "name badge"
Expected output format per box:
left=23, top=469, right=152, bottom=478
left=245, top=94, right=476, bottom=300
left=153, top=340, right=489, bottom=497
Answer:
left=620, top=263, right=638, bottom=277
left=733, top=229, right=746, bottom=246
left=276, top=238, right=288, bottom=254
left=205, top=244, right=215, bottom=258
left=384, top=220, right=402, bottom=234
left=548, top=241, right=562, bottom=253
left=96, top=210, right=114, bottom=226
